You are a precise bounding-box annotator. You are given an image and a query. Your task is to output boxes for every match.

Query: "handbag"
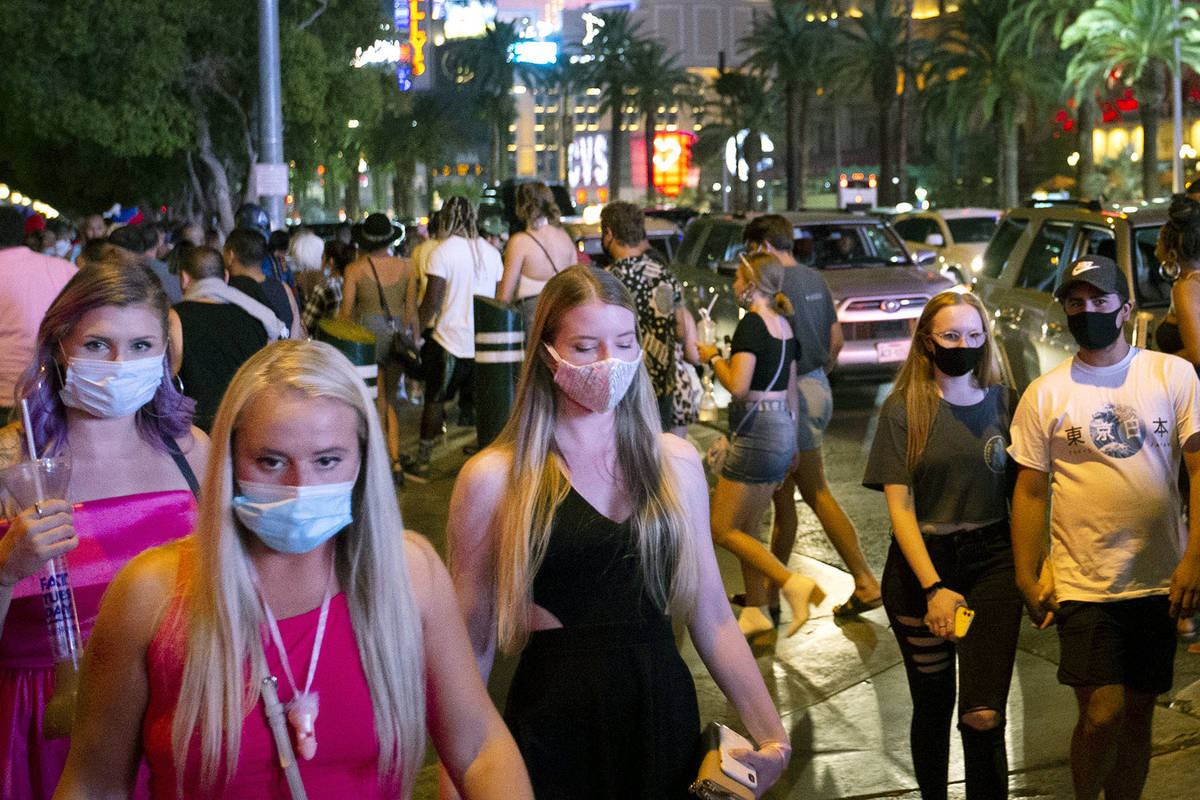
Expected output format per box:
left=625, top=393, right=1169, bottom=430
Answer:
left=366, top=257, right=421, bottom=376
left=691, top=722, right=756, bottom=800
left=703, top=339, right=788, bottom=478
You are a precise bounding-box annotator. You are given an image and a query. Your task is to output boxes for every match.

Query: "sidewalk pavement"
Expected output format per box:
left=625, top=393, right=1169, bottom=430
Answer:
left=681, top=554, right=1200, bottom=799
left=401, top=413, right=1200, bottom=798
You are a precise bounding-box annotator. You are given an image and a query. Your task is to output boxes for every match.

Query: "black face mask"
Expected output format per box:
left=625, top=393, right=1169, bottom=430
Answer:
left=930, top=342, right=985, bottom=377
left=1067, top=308, right=1124, bottom=350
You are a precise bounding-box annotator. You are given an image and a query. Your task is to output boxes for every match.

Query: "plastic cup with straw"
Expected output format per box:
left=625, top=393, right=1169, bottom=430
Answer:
left=0, top=400, right=80, bottom=738
left=698, top=293, right=718, bottom=347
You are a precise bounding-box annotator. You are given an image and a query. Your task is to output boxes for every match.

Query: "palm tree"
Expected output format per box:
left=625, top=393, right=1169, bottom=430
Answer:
left=582, top=10, right=645, bottom=201
left=626, top=40, right=698, bottom=202
left=924, top=0, right=1057, bottom=207
left=441, top=21, right=527, bottom=183
left=1062, top=0, right=1200, bottom=200
left=708, top=69, right=771, bottom=212
left=740, top=1, right=835, bottom=209
left=835, top=0, right=906, bottom=205
left=1016, top=0, right=1097, bottom=193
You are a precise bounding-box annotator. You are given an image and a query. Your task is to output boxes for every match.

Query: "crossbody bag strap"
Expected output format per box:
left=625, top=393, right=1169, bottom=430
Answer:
left=365, top=257, right=395, bottom=325
left=731, top=336, right=788, bottom=439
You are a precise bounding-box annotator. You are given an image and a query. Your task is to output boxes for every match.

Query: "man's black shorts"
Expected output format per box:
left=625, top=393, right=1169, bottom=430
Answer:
left=1056, top=595, right=1175, bottom=694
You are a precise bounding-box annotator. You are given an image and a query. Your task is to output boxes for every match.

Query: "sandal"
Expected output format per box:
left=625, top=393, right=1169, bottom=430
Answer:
left=832, top=592, right=883, bottom=618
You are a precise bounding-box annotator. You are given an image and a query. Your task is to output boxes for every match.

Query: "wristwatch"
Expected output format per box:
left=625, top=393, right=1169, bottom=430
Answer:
left=922, top=580, right=945, bottom=598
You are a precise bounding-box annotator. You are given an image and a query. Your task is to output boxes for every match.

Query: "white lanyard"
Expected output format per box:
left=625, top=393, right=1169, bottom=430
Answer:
left=253, top=563, right=334, bottom=761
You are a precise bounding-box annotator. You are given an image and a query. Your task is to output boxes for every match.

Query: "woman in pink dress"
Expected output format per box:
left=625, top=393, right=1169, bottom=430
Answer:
left=0, top=257, right=209, bottom=800
left=54, top=340, right=530, bottom=800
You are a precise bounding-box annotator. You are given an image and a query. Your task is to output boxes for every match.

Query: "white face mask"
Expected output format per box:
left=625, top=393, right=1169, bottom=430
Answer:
left=52, top=239, right=72, bottom=258
left=233, top=479, right=356, bottom=554
left=59, top=354, right=165, bottom=418
left=544, top=343, right=642, bottom=413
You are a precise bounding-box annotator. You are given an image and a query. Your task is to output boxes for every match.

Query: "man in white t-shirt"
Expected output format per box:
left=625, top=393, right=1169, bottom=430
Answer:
left=410, top=196, right=502, bottom=477
left=1009, top=254, right=1200, bottom=800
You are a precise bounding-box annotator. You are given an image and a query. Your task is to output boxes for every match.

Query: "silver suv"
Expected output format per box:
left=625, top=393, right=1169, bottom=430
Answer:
left=972, top=200, right=1170, bottom=392
left=672, top=211, right=958, bottom=378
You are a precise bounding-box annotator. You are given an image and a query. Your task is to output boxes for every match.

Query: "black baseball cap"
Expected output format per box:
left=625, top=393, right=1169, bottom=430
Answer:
left=1053, top=255, right=1129, bottom=303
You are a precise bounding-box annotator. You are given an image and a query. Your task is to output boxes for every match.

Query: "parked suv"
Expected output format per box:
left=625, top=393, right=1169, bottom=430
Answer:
left=972, top=200, right=1170, bottom=392
left=892, top=207, right=1002, bottom=283
left=672, top=212, right=958, bottom=382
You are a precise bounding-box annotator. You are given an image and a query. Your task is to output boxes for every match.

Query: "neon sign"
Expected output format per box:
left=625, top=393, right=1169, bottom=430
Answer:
left=409, top=0, right=427, bottom=77
left=651, top=132, right=694, bottom=197
left=568, top=134, right=609, bottom=191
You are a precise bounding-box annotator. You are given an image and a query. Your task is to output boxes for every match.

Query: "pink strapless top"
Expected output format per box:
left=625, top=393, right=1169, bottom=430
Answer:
left=142, top=587, right=388, bottom=799
left=1, top=491, right=198, bottom=668
left=0, top=491, right=196, bottom=800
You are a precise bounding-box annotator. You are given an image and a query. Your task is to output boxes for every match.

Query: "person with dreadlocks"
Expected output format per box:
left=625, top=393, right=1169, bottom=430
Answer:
left=408, top=197, right=502, bottom=479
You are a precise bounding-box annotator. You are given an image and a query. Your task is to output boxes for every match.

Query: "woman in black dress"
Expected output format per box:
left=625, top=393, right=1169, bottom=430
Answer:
left=445, top=266, right=790, bottom=799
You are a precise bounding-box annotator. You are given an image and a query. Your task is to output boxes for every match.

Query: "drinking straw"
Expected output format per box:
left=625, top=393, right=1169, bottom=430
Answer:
left=705, top=293, right=718, bottom=317
left=19, top=399, right=45, bottom=501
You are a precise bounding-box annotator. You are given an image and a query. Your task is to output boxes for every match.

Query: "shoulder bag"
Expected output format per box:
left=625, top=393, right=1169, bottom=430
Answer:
left=367, top=257, right=422, bottom=376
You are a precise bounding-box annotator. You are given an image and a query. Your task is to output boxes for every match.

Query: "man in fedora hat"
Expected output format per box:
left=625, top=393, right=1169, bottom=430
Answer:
left=1010, top=254, right=1200, bottom=799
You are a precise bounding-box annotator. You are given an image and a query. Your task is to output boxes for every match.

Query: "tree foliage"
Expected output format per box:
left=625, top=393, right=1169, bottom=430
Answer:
left=1062, top=0, right=1200, bottom=198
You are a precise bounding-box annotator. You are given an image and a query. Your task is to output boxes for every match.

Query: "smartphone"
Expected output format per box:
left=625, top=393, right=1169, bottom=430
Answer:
left=717, top=724, right=758, bottom=790
left=955, top=606, right=975, bottom=638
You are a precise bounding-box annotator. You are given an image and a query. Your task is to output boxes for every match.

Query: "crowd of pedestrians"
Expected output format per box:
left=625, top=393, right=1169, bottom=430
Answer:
left=1, top=188, right=1199, bottom=800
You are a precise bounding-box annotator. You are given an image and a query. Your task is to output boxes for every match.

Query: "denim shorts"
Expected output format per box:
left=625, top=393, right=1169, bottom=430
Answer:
left=720, top=404, right=797, bottom=484
left=795, top=367, right=833, bottom=451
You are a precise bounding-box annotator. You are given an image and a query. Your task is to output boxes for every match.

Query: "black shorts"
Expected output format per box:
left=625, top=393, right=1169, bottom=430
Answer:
left=1056, top=595, right=1175, bottom=694
left=421, top=332, right=473, bottom=404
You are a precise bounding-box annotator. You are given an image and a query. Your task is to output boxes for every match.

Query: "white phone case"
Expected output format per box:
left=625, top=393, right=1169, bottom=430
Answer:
left=717, top=724, right=758, bottom=789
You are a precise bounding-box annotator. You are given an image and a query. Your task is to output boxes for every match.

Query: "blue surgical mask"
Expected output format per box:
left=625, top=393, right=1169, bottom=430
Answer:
left=233, top=479, right=355, bottom=554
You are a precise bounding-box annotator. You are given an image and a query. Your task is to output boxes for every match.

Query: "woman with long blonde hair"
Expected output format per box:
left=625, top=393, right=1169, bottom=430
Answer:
left=55, top=340, right=530, bottom=799
left=447, top=266, right=790, bottom=798
left=862, top=290, right=1022, bottom=799
left=697, top=252, right=822, bottom=638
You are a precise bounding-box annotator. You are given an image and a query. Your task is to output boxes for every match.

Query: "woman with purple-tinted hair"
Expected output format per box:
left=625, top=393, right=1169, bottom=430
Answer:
left=0, top=256, right=209, bottom=800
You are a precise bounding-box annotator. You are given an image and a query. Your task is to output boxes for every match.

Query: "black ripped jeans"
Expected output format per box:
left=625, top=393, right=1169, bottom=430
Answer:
left=881, top=521, right=1022, bottom=800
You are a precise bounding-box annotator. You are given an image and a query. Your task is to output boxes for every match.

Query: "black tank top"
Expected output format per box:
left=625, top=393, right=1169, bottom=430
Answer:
left=531, top=487, right=665, bottom=627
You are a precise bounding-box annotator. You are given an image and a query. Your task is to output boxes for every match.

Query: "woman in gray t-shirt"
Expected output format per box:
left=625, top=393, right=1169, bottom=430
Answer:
left=862, top=291, right=1022, bottom=800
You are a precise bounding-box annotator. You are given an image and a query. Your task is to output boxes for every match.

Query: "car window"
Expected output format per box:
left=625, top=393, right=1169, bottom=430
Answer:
left=1015, top=221, right=1072, bottom=293
left=945, top=216, right=998, bottom=243
left=1076, top=226, right=1117, bottom=262
left=981, top=217, right=1027, bottom=279
left=894, top=217, right=937, bottom=242
left=675, top=221, right=710, bottom=268
left=803, top=223, right=908, bottom=268
left=695, top=223, right=742, bottom=271
left=1133, top=225, right=1171, bottom=308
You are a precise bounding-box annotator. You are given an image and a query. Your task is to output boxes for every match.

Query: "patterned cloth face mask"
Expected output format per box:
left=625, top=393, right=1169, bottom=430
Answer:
left=544, top=344, right=643, bottom=413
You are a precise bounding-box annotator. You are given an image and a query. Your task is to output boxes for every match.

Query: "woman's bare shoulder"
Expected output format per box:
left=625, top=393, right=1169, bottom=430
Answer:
left=456, top=445, right=514, bottom=497
left=101, top=539, right=187, bottom=640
